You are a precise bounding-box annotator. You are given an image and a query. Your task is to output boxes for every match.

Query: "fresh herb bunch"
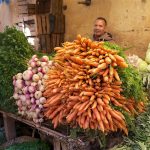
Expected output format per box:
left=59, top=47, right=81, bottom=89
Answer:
left=0, top=27, right=35, bottom=113
left=113, top=104, right=150, bottom=150
left=118, top=66, right=146, bottom=101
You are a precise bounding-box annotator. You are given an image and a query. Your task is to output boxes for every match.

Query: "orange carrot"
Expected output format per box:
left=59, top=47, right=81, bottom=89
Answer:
left=66, top=109, right=78, bottom=123
left=114, top=55, right=125, bottom=62
left=105, top=57, right=112, bottom=64
left=114, top=69, right=120, bottom=81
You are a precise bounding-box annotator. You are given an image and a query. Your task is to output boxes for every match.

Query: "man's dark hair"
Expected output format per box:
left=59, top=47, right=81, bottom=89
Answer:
left=96, top=17, right=107, bottom=26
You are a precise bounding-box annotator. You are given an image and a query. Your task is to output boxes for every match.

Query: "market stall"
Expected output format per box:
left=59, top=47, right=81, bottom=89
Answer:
left=0, top=1, right=150, bottom=150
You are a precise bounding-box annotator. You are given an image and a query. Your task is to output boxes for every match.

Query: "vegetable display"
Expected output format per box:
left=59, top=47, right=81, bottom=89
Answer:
left=0, top=27, right=34, bottom=113
left=43, top=35, right=145, bottom=134
left=13, top=55, right=53, bottom=123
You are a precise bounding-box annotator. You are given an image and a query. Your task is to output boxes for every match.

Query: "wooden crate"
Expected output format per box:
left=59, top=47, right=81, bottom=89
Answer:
left=53, top=15, right=65, bottom=34
left=51, top=33, right=64, bottom=48
left=50, top=0, right=63, bottom=14
left=36, top=14, right=65, bottom=35
left=36, top=0, right=51, bottom=14
left=36, top=0, right=63, bottom=15
left=38, top=34, right=64, bottom=53
left=17, top=4, right=36, bottom=15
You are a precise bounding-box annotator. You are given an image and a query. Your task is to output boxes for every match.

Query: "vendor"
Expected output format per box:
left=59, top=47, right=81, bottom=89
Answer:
left=93, top=17, right=113, bottom=42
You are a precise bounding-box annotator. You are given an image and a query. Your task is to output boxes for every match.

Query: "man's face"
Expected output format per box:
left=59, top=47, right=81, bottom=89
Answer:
left=93, top=19, right=106, bottom=36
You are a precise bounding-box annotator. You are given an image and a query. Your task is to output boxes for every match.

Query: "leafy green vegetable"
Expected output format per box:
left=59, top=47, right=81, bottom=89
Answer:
left=118, top=66, right=146, bottom=101
left=0, top=27, right=35, bottom=113
left=5, top=140, right=50, bottom=150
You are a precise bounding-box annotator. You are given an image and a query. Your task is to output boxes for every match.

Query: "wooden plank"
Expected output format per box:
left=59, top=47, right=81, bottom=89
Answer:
left=0, top=110, right=68, bottom=142
left=0, top=110, right=89, bottom=150
left=46, top=14, right=50, bottom=34
left=53, top=138, right=61, bottom=150
left=53, top=15, right=65, bottom=33
left=61, top=142, right=68, bottom=150
left=36, top=15, right=42, bottom=34
left=3, top=113, right=16, bottom=141
left=40, top=35, right=46, bottom=50
left=45, top=34, right=51, bottom=53
left=28, top=4, right=36, bottom=15
left=45, top=0, right=50, bottom=13
left=41, top=15, right=46, bottom=34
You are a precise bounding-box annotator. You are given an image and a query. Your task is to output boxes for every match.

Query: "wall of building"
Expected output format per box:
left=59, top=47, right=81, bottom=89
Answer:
left=63, top=0, right=150, bottom=58
left=1, top=0, right=150, bottom=58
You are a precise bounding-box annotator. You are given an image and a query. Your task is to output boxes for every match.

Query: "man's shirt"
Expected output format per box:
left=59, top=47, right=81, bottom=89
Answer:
left=93, top=32, right=113, bottom=42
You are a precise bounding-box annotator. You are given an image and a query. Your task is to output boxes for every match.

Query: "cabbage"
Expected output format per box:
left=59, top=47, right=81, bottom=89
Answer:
left=147, top=65, right=150, bottom=72
left=138, top=58, right=148, bottom=72
left=145, top=43, right=150, bottom=63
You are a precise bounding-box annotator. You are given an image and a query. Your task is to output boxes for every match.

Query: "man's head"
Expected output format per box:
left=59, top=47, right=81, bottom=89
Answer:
left=93, top=17, right=107, bottom=37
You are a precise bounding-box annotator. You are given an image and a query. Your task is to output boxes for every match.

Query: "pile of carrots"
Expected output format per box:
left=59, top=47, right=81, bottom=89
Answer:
left=43, top=35, right=145, bottom=135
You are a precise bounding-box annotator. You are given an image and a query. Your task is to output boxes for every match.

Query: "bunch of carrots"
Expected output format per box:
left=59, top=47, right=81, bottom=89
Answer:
left=43, top=35, right=145, bottom=135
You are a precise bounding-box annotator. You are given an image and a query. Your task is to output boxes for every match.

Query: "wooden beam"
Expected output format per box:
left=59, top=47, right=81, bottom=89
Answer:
left=0, top=110, right=88, bottom=150
left=3, top=113, right=16, bottom=141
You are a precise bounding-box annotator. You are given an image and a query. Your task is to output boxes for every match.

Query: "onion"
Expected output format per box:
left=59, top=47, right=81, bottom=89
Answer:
left=28, top=86, right=35, bottom=93
left=16, top=79, right=24, bottom=89
left=22, top=106, right=27, bottom=111
left=32, top=68, right=37, bottom=74
left=35, top=108, right=40, bottom=114
left=48, top=61, right=53, bottom=66
left=38, top=80, right=42, bottom=86
left=38, top=67, right=42, bottom=72
left=37, top=72, right=43, bottom=79
left=28, top=67, right=32, bottom=70
left=39, top=104, right=43, bottom=109
left=20, top=95, right=26, bottom=102
left=22, top=86, right=28, bottom=94
left=43, top=75, right=48, bottom=80
left=32, top=55, right=37, bottom=59
left=26, top=99, right=31, bottom=105
left=36, top=61, right=41, bottom=66
left=23, top=70, right=33, bottom=81
left=16, top=73, right=23, bottom=80
left=30, top=61, right=36, bottom=68
left=34, top=58, right=38, bottom=62
left=34, top=91, right=42, bottom=99
left=25, top=80, right=31, bottom=86
left=39, top=97, right=46, bottom=104
left=30, top=93, right=34, bottom=98
left=31, top=97, right=35, bottom=104
left=13, top=76, right=16, bottom=80
left=41, top=56, right=49, bottom=62
left=33, top=112, right=38, bottom=119
left=42, top=66, right=49, bottom=74
left=14, top=87, right=19, bottom=93
left=16, top=100, right=22, bottom=106
left=36, top=99, right=40, bottom=105
left=31, top=82, right=37, bottom=87
left=41, top=62, right=47, bottom=67
left=39, top=85, right=45, bottom=92
left=13, top=93, right=19, bottom=99
left=21, top=111, right=25, bottom=116
left=13, top=80, right=16, bottom=86
left=32, top=74, right=40, bottom=82
left=18, top=90, right=23, bottom=94
left=25, top=94, right=30, bottom=99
